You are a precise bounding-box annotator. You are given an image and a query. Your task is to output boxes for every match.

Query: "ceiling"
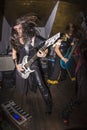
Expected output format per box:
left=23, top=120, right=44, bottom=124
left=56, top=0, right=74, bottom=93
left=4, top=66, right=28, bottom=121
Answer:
left=4, top=0, right=57, bottom=26
left=0, top=0, right=87, bottom=35
left=3, top=0, right=87, bottom=26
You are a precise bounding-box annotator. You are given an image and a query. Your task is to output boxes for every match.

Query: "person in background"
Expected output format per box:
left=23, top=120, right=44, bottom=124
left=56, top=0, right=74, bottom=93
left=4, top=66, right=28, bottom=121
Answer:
left=47, top=23, right=77, bottom=85
left=75, top=31, right=87, bottom=103
left=11, top=14, right=52, bottom=114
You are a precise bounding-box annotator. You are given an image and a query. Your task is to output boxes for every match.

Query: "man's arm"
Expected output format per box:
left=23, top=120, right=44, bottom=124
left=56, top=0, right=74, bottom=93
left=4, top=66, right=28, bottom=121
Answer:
left=54, top=39, right=68, bottom=63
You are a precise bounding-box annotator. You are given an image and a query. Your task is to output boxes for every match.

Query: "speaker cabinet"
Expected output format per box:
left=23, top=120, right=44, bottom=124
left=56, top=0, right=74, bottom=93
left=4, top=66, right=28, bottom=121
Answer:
left=0, top=56, right=15, bottom=71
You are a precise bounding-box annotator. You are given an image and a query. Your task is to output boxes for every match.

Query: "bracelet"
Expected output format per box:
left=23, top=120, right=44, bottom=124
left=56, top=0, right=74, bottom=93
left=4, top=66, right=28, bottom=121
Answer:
left=13, top=58, right=17, bottom=65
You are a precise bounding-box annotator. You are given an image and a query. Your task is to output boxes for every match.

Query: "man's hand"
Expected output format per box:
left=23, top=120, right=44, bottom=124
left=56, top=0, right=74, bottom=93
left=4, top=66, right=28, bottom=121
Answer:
left=37, top=50, right=46, bottom=57
left=62, top=57, right=68, bottom=63
left=16, top=64, right=24, bottom=71
left=37, top=49, right=48, bottom=58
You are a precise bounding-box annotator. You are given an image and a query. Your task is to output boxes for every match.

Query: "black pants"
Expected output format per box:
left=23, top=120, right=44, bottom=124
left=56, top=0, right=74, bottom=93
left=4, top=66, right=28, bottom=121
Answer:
left=16, top=65, right=52, bottom=113
left=48, top=56, right=76, bottom=81
left=48, top=56, right=67, bottom=81
left=32, top=66, right=52, bottom=112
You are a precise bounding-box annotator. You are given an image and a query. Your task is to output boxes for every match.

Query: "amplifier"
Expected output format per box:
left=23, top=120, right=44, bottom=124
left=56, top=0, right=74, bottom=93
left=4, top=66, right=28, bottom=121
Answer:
left=1, top=100, right=32, bottom=129
left=0, top=56, right=15, bottom=71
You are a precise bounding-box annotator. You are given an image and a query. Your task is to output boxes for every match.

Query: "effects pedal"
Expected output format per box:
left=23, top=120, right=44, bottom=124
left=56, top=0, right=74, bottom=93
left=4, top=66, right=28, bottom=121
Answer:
left=1, top=100, right=32, bottom=126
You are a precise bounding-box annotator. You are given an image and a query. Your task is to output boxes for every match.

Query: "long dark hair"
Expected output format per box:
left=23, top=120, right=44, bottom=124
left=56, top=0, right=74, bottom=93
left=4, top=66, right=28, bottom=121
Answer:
left=22, top=22, right=36, bottom=39
left=10, top=28, right=22, bottom=51
left=11, top=15, right=38, bottom=52
left=65, top=23, right=77, bottom=37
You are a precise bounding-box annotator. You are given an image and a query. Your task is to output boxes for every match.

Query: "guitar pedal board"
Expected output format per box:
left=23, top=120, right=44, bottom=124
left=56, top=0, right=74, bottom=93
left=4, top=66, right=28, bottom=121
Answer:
left=1, top=100, right=32, bottom=126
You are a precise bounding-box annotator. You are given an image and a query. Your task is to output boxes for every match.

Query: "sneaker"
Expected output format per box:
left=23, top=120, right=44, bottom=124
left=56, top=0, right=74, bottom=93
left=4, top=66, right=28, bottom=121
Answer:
left=71, top=77, right=76, bottom=81
left=47, top=79, right=58, bottom=85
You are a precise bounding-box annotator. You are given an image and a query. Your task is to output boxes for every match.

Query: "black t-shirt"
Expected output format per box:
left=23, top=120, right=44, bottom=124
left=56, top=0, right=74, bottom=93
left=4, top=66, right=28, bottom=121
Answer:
left=59, top=33, right=73, bottom=56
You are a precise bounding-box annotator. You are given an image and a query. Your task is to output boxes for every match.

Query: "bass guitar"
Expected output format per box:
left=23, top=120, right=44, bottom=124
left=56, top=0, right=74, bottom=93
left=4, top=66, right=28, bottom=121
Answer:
left=60, top=43, right=77, bottom=69
left=18, top=32, right=60, bottom=79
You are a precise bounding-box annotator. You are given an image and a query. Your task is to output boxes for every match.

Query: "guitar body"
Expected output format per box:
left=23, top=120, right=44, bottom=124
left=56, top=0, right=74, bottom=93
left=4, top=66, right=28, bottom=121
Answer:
left=18, top=55, right=35, bottom=79
left=60, top=47, right=72, bottom=69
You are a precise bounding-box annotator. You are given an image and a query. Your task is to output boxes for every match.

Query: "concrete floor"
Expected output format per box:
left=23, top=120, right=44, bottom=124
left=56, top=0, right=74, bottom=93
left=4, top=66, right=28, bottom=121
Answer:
left=0, top=75, right=87, bottom=130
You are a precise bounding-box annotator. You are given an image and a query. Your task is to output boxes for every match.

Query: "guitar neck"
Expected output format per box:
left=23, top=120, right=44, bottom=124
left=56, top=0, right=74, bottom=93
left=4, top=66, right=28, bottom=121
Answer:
left=25, top=45, right=47, bottom=68
left=40, top=44, right=47, bottom=51
left=24, top=32, right=60, bottom=68
left=69, top=44, right=77, bottom=58
left=25, top=54, right=38, bottom=68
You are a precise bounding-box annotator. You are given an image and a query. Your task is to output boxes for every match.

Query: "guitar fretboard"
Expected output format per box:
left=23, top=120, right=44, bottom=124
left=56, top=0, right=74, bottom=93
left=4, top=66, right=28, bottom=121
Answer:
left=25, top=54, right=38, bottom=68
left=24, top=32, right=60, bottom=68
left=24, top=44, right=48, bottom=68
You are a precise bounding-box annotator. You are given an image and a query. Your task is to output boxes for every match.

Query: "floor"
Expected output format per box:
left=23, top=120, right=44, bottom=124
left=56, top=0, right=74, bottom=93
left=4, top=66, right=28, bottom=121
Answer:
left=0, top=75, right=87, bottom=130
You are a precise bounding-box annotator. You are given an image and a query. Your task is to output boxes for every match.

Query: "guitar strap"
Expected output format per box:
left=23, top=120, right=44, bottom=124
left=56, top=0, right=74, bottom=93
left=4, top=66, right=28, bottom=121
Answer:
left=24, top=36, right=45, bottom=54
left=24, top=39, right=31, bottom=55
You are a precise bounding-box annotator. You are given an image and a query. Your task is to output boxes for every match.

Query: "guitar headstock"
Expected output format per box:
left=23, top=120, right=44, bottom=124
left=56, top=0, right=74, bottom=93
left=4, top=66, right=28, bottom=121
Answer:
left=45, top=32, right=60, bottom=47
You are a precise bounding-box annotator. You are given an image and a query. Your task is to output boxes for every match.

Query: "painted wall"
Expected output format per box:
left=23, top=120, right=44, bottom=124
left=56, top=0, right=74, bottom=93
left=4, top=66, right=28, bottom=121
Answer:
left=0, top=17, right=11, bottom=54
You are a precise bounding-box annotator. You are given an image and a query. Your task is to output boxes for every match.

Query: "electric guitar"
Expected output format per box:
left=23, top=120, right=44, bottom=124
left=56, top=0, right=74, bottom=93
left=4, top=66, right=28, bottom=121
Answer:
left=60, top=42, right=77, bottom=69
left=18, top=32, right=60, bottom=79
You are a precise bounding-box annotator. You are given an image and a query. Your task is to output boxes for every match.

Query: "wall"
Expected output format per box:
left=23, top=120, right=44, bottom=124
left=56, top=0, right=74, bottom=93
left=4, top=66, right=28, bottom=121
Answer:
left=0, top=17, right=11, bottom=54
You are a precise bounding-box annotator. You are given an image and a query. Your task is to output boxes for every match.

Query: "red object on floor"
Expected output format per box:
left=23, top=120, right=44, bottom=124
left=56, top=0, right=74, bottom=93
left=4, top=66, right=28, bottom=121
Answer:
left=63, top=119, right=69, bottom=126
